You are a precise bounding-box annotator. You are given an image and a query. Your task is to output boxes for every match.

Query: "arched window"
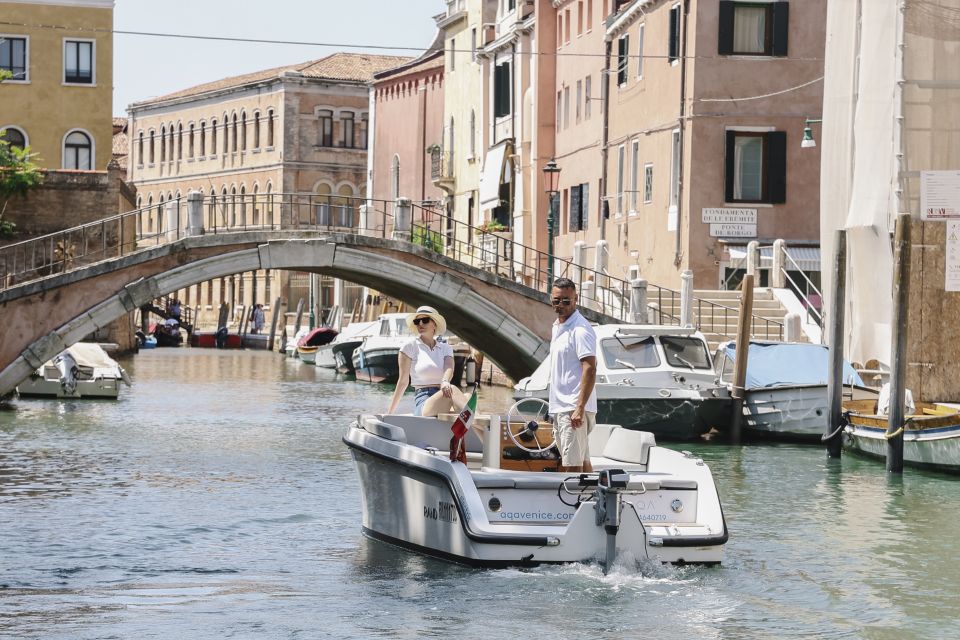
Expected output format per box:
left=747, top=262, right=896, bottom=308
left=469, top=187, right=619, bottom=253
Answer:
left=1, top=127, right=27, bottom=150
left=391, top=155, right=400, bottom=200
left=210, top=118, right=218, bottom=154
left=230, top=186, right=237, bottom=226
left=149, top=130, right=155, bottom=164
left=147, top=195, right=154, bottom=233
left=318, top=109, right=333, bottom=146
left=168, top=125, right=174, bottom=162
left=239, top=185, right=247, bottom=226
left=199, top=121, right=206, bottom=156
left=252, top=184, right=260, bottom=226
left=223, top=115, right=230, bottom=154
left=63, top=130, right=92, bottom=169
left=240, top=111, right=247, bottom=151
left=336, top=183, right=355, bottom=227
left=177, top=122, right=183, bottom=160
left=160, top=125, right=166, bottom=162
left=231, top=114, right=238, bottom=152
left=136, top=131, right=144, bottom=165
left=157, top=194, right=165, bottom=234
left=267, top=109, right=275, bottom=148
left=253, top=112, right=261, bottom=148
left=188, top=123, right=195, bottom=158
left=265, top=182, right=274, bottom=223
left=341, top=112, right=355, bottom=148
left=315, top=183, right=332, bottom=226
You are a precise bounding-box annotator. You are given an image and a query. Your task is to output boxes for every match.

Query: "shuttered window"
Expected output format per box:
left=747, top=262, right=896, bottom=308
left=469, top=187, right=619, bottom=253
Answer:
left=724, top=130, right=786, bottom=204
left=718, top=1, right=789, bottom=56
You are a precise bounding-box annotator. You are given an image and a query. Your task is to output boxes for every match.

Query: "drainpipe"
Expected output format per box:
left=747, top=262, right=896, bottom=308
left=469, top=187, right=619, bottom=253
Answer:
left=600, top=37, right=612, bottom=242
left=675, top=0, right=690, bottom=267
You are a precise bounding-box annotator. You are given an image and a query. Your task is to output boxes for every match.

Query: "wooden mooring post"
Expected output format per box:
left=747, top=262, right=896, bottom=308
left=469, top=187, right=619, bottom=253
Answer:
left=292, top=298, right=306, bottom=336
left=825, top=230, right=847, bottom=458
left=267, top=297, right=283, bottom=352
left=887, top=213, right=912, bottom=474
left=729, top=274, right=755, bottom=444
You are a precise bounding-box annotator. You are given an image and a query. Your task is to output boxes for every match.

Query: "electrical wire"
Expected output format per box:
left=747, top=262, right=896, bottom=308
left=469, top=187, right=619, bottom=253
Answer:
left=697, top=75, right=824, bottom=102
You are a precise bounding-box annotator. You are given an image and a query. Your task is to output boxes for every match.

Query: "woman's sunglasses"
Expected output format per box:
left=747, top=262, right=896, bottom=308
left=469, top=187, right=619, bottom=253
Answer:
left=412, top=317, right=433, bottom=326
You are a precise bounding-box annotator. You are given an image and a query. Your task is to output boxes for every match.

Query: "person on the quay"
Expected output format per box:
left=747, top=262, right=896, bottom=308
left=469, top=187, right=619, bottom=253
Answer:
left=387, top=305, right=467, bottom=416
left=548, top=277, right=597, bottom=473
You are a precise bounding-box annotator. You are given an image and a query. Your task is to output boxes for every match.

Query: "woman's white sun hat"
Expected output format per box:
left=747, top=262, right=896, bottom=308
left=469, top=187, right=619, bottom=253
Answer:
left=406, top=305, right=447, bottom=336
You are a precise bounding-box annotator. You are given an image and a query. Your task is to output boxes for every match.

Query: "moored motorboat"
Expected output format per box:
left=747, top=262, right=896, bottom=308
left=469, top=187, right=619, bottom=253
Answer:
left=515, top=325, right=730, bottom=441
left=16, top=343, right=131, bottom=399
left=343, top=408, right=727, bottom=569
left=328, top=320, right=378, bottom=375
left=714, top=341, right=879, bottom=442
left=843, top=399, right=960, bottom=474
left=352, top=313, right=412, bottom=383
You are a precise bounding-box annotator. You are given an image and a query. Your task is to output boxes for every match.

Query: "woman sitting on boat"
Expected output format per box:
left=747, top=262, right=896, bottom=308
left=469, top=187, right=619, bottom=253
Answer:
left=387, top=306, right=467, bottom=416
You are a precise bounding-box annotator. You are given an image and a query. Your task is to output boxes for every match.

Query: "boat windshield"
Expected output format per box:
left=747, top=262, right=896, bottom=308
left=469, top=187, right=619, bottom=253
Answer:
left=601, top=336, right=660, bottom=370
left=660, top=336, right=712, bottom=370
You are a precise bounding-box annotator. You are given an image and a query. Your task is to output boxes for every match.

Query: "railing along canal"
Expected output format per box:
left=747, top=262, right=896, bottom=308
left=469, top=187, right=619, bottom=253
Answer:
left=0, top=193, right=783, bottom=339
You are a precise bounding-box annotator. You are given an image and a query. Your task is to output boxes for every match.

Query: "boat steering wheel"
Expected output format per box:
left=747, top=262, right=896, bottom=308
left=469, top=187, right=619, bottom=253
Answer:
left=505, top=398, right=556, bottom=454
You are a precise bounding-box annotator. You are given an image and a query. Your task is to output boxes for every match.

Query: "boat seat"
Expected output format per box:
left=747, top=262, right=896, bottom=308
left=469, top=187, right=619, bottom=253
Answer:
left=600, top=428, right=657, bottom=465
left=381, top=414, right=483, bottom=453
left=361, top=417, right=408, bottom=443
left=588, top=424, right=618, bottom=453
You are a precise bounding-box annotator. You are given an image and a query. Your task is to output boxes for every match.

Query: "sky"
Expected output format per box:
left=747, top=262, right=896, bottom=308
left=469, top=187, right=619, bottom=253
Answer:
left=113, top=0, right=444, bottom=115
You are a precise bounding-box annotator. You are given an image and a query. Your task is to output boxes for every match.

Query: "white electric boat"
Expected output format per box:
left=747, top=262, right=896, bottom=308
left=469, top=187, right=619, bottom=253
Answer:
left=515, top=325, right=730, bottom=441
left=343, top=401, right=728, bottom=570
left=17, top=343, right=131, bottom=399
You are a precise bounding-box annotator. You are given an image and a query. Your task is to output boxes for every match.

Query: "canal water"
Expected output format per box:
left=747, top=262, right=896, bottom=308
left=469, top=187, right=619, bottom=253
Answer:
left=2, top=349, right=959, bottom=639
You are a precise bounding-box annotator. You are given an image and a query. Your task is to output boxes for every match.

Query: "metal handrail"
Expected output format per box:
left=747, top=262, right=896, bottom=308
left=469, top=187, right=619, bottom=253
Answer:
left=1, top=193, right=782, bottom=340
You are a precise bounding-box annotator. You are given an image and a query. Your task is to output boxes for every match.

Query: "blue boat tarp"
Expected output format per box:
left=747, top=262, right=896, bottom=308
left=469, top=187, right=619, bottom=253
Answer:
left=723, top=342, right=864, bottom=388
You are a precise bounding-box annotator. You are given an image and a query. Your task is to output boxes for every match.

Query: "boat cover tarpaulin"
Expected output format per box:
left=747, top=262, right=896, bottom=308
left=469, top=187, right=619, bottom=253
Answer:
left=62, top=343, right=121, bottom=371
left=724, top=342, right=864, bottom=388
left=298, top=327, right=338, bottom=347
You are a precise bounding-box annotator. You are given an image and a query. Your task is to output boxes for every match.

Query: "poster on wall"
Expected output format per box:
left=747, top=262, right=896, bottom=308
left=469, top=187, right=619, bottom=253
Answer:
left=921, top=171, right=960, bottom=220
left=947, top=220, right=960, bottom=292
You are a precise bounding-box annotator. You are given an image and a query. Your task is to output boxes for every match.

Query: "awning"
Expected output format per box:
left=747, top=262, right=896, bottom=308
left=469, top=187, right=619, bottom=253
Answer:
left=479, top=141, right=510, bottom=210
left=727, top=246, right=821, bottom=272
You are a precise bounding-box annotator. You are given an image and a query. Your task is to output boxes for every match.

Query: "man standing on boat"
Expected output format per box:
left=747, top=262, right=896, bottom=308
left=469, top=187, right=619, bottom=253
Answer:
left=548, top=278, right=598, bottom=473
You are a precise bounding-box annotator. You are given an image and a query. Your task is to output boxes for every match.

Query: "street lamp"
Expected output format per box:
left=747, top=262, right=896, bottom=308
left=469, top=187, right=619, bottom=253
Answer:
left=542, top=158, right=561, bottom=289
left=801, top=118, right=822, bottom=148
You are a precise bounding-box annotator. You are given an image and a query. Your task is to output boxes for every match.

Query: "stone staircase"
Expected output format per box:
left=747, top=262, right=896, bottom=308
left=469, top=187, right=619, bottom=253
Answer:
left=656, top=288, right=792, bottom=351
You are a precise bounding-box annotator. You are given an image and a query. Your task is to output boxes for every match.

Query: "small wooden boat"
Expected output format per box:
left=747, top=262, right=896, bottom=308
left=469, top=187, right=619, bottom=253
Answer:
left=296, top=327, right=338, bottom=364
left=843, top=399, right=960, bottom=474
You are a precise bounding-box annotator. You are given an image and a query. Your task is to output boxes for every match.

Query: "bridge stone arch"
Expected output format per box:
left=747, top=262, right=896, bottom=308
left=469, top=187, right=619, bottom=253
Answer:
left=0, top=232, right=603, bottom=398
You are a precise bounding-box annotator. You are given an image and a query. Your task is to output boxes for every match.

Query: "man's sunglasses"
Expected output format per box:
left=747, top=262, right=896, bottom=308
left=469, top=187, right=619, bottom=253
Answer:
left=551, top=297, right=573, bottom=306
left=412, top=317, right=433, bottom=325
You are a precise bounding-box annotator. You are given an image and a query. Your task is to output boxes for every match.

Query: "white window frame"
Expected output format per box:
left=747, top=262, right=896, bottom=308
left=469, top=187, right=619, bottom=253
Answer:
left=0, top=34, right=30, bottom=83
left=637, top=24, right=645, bottom=79
left=62, top=37, right=96, bottom=86
left=616, top=144, right=625, bottom=217
left=62, top=128, right=95, bottom=170
left=0, top=125, right=29, bottom=149
left=644, top=163, right=654, bottom=204
left=630, top=140, right=639, bottom=214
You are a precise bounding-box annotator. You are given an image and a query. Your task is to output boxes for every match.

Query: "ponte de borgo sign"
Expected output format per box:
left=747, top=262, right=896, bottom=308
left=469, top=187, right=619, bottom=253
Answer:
left=702, top=208, right=757, bottom=238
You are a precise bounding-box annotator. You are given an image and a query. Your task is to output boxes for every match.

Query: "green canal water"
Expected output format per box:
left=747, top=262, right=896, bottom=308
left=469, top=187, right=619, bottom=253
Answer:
left=1, top=349, right=958, bottom=639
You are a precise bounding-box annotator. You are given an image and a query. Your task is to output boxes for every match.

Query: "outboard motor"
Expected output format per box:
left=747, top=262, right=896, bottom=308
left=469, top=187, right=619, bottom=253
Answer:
left=55, top=352, right=79, bottom=396
left=594, top=468, right=630, bottom=574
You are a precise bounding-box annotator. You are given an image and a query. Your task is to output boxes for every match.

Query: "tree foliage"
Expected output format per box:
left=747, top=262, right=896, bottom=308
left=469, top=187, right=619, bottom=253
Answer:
left=0, top=130, right=44, bottom=238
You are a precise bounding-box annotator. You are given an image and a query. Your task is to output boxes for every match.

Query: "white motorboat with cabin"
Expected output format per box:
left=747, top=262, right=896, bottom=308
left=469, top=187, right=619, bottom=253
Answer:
left=343, top=401, right=728, bottom=569
left=515, top=325, right=730, bottom=441
left=713, top=340, right=879, bottom=442
left=17, top=343, right=131, bottom=399
left=352, top=313, right=414, bottom=383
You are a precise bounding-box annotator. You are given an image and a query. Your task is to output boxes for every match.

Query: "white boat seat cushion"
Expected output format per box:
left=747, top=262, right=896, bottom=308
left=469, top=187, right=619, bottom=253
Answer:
left=600, top=428, right=656, bottom=465
left=588, top=423, right=618, bottom=453
left=363, top=418, right=407, bottom=443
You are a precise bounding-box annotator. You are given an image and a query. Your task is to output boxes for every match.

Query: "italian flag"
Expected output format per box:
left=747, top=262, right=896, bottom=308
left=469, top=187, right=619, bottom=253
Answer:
left=449, top=384, right=479, bottom=463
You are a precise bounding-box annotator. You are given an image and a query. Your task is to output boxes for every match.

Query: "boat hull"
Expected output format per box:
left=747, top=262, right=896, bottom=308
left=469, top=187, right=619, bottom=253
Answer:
left=332, top=340, right=361, bottom=375
left=844, top=414, right=960, bottom=474
left=344, top=421, right=726, bottom=567
left=17, top=376, right=122, bottom=399
left=315, top=344, right=337, bottom=368
left=352, top=347, right=400, bottom=383
left=741, top=385, right=878, bottom=443
left=517, top=385, right=730, bottom=441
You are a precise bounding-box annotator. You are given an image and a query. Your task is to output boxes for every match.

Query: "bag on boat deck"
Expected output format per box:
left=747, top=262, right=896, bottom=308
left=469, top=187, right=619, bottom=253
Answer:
left=450, top=384, right=479, bottom=464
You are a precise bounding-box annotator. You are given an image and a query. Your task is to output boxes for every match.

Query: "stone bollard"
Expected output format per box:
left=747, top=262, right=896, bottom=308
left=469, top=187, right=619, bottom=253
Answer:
left=784, top=312, right=802, bottom=342
left=746, top=240, right=760, bottom=283
left=772, top=239, right=786, bottom=288
left=680, top=269, right=694, bottom=327
left=164, top=201, right=179, bottom=243
left=572, top=241, right=587, bottom=287
left=648, top=302, right=661, bottom=325
left=187, top=190, right=204, bottom=237
left=629, top=278, right=648, bottom=324
left=581, top=280, right=596, bottom=311
left=393, top=197, right=411, bottom=242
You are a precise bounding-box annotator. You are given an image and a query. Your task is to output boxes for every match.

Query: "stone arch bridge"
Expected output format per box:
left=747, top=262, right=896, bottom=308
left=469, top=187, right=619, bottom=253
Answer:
left=0, top=229, right=627, bottom=398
